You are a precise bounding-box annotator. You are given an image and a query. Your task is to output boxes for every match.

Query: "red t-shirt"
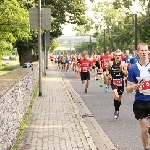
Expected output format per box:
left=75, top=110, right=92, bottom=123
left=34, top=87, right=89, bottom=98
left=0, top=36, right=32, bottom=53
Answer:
left=100, top=55, right=113, bottom=69
left=50, top=55, right=54, bottom=59
left=80, top=59, right=91, bottom=72
left=121, top=56, right=125, bottom=61
left=91, top=58, right=97, bottom=66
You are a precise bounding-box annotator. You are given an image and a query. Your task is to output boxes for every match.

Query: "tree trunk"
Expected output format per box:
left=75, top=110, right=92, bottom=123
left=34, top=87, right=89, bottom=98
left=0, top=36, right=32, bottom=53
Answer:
left=17, top=45, right=38, bottom=66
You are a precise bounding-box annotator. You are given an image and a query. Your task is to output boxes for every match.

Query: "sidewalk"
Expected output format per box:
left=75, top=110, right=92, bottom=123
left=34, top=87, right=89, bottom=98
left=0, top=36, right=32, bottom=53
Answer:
left=18, top=64, right=97, bottom=150
left=18, top=64, right=117, bottom=150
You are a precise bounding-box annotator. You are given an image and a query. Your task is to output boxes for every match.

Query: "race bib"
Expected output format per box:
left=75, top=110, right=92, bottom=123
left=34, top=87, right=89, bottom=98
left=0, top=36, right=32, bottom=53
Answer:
left=98, top=69, right=103, bottom=73
left=139, top=80, right=150, bottom=95
left=113, top=79, right=122, bottom=86
left=83, top=67, right=88, bottom=72
left=104, top=60, right=109, bottom=67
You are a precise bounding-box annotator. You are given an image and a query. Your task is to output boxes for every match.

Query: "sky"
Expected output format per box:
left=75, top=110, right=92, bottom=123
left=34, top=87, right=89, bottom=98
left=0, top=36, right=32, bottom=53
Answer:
left=62, top=0, right=96, bottom=36
left=62, top=0, right=145, bottom=36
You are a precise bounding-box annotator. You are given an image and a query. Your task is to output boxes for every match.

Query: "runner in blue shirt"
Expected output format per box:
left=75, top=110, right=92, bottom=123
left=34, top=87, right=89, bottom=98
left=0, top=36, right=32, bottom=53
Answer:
left=124, top=50, right=132, bottom=86
left=127, top=43, right=150, bottom=150
left=130, top=50, right=139, bottom=65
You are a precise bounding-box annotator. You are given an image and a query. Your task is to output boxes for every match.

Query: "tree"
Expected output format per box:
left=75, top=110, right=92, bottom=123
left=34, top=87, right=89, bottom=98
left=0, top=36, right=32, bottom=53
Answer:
left=16, top=0, right=88, bottom=65
left=50, top=38, right=59, bottom=53
left=0, top=0, right=30, bottom=65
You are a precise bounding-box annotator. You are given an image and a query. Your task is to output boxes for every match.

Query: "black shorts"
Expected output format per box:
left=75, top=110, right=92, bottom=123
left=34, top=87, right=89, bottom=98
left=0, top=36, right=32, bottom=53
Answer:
left=81, top=71, right=90, bottom=81
left=133, top=100, right=150, bottom=120
left=111, top=84, right=124, bottom=95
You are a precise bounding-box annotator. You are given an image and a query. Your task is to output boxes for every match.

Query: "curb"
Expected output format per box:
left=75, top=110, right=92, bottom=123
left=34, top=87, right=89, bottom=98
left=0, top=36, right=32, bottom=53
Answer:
left=60, top=70, right=118, bottom=150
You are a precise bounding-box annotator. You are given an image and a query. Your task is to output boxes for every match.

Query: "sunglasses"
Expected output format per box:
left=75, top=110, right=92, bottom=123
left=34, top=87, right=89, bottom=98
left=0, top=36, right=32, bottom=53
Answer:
left=115, top=55, right=121, bottom=56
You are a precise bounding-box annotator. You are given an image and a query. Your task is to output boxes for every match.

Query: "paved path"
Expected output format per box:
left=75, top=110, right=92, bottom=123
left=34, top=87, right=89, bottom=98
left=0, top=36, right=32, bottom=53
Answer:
left=18, top=64, right=116, bottom=150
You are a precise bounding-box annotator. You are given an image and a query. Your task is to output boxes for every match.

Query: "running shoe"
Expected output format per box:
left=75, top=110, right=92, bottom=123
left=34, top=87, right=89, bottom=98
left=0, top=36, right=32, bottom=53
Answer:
left=104, top=87, right=109, bottom=92
left=100, top=85, right=103, bottom=87
left=114, top=111, right=119, bottom=119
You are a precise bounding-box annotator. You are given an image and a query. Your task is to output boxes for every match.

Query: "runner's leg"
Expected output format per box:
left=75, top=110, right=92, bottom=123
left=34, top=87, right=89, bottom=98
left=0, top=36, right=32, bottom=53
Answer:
left=139, top=119, right=149, bottom=149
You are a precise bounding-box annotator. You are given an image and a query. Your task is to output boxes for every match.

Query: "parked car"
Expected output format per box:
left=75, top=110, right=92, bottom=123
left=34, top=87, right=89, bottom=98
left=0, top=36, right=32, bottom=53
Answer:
left=22, top=62, right=33, bottom=68
left=2, top=56, right=10, bottom=60
left=9, top=55, right=16, bottom=60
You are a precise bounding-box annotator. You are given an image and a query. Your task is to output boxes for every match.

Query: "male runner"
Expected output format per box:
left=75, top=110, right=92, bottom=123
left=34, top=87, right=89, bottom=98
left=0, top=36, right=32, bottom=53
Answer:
left=100, top=50, right=113, bottom=92
left=91, top=55, right=98, bottom=80
left=106, top=50, right=128, bottom=118
left=95, top=59, right=104, bottom=87
left=79, top=53, right=91, bottom=93
left=130, top=50, right=139, bottom=65
left=127, top=43, right=150, bottom=150
left=124, top=50, right=132, bottom=86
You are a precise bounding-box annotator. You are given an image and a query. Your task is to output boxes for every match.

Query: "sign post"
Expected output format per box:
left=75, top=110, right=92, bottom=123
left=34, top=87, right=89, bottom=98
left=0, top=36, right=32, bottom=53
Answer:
left=29, top=6, right=51, bottom=96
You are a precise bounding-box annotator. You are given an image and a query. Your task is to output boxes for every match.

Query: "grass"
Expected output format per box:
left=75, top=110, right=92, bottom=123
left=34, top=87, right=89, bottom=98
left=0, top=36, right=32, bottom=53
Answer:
left=0, top=60, right=20, bottom=76
left=12, top=85, right=39, bottom=150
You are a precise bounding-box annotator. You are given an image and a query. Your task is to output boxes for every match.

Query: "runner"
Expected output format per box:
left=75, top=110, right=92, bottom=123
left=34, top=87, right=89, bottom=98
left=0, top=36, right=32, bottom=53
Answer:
left=130, top=50, right=139, bottom=65
left=100, top=50, right=113, bottom=92
left=65, top=55, right=70, bottom=74
left=75, top=54, right=81, bottom=78
left=57, top=54, right=62, bottom=69
left=49, top=54, right=54, bottom=65
left=91, top=55, right=98, bottom=80
left=95, top=59, right=104, bottom=87
left=106, top=50, right=128, bottom=119
left=124, top=50, right=132, bottom=87
left=79, top=53, right=92, bottom=93
left=126, top=43, right=150, bottom=150
left=61, top=55, right=66, bottom=70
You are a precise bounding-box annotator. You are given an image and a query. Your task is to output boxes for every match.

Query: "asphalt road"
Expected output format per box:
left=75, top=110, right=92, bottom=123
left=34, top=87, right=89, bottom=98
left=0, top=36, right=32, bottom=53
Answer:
left=61, top=67, right=145, bottom=150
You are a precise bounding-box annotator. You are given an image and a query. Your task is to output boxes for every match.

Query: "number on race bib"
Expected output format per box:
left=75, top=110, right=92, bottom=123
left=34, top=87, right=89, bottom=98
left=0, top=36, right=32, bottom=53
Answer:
left=83, top=67, right=88, bottom=72
left=98, top=69, right=103, bottom=73
left=113, top=79, right=122, bottom=86
left=141, top=80, right=150, bottom=90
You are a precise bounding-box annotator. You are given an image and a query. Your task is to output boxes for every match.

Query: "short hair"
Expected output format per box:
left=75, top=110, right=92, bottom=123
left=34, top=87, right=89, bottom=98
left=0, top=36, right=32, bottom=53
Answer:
left=137, top=43, right=148, bottom=51
left=115, top=49, right=121, bottom=54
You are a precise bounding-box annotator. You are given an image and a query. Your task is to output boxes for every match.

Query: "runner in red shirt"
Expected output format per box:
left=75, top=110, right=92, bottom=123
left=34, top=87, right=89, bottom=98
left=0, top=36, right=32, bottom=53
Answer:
left=79, top=53, right=92, bottom=93
left=100, top=50, right=113, bottom=92
left=50, top=54, right=54, bottom=65
left=91, top=55, right=98, bottom=80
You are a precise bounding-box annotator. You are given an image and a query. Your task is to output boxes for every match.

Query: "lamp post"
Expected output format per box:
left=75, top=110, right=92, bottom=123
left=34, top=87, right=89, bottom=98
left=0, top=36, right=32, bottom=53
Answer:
left=103, top=26, right=107, bottom=52
left=134, top=13, right=137, bottom=50
left=38, top=0, right=42, bottom=96
left=89, top=35, right=92, bottom=56
left=104, top=29, right=106, bottom=52
left=132, top=0, right=143, bottom=50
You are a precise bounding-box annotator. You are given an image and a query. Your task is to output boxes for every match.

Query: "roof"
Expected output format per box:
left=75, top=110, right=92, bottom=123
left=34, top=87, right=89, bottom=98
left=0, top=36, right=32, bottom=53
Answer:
left=58, top=35, right=96, bottom=45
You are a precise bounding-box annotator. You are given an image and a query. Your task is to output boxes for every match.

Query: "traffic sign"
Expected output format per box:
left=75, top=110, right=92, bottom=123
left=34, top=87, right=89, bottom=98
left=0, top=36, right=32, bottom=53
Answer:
left=29, top=8, right=51, bottom=30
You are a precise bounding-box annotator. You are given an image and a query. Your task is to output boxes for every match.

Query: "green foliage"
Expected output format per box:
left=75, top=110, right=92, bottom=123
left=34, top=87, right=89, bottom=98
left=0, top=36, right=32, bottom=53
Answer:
left=50, top=38, right=59, bottom=52
left=75, top=42, right=89, bottom=54
left=0, top=0, right=30, bottom=58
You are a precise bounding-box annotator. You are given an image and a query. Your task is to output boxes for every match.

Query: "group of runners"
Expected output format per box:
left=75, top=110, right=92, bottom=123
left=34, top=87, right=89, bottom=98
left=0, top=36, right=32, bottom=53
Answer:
left=51, top=42, right=150, bottom=150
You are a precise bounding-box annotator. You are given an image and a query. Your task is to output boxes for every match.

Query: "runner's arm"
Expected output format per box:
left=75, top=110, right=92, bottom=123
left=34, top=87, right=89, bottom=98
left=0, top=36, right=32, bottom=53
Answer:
left=121, top=63, right=128, bottom=77
left=126, top=81, right=139, bottom=93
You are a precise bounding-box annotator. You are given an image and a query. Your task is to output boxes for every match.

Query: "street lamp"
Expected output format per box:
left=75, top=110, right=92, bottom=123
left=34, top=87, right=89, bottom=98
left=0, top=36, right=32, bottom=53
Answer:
left=132, top=0, right=144, bottom=50
left=89, top=35, right=92, bottom=56
left=38, top=0, right=42, bottom=96
left=103, top=26, right=107, bottom=52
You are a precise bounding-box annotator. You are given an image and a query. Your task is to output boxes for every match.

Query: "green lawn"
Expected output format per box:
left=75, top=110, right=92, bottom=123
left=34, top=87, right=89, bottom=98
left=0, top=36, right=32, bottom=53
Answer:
left=0, top=60, right=20, bottom=76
